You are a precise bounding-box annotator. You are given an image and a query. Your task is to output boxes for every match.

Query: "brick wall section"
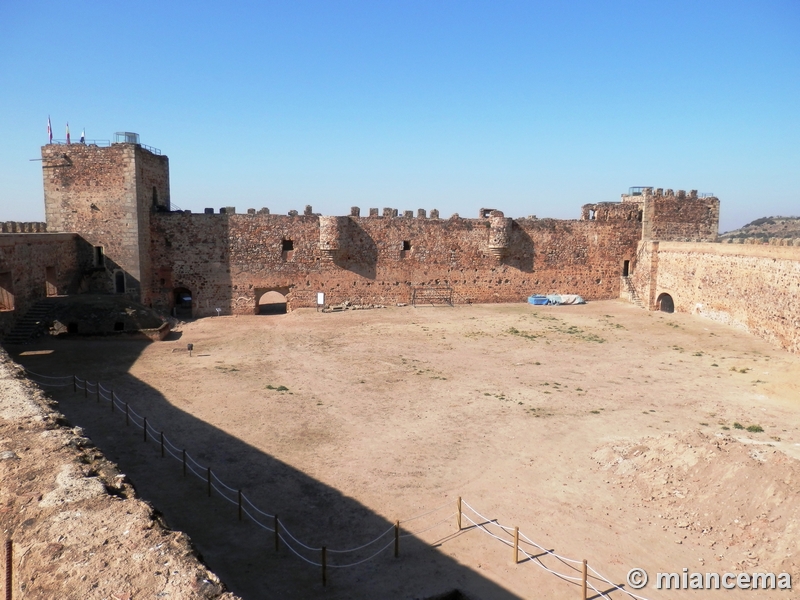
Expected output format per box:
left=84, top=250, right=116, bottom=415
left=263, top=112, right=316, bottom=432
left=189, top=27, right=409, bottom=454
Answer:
left=41, top=144, right=169, bottom=300
left=146, top=211, right=642, bottom=317
left=631, top=242, right=800, bottom=354
left=0, top=233, right=90, bottom=335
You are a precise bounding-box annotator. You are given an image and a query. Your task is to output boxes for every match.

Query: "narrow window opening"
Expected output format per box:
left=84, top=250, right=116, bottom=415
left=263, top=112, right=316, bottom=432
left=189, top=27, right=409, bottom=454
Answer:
left=589, top=209, right=596, bottom=220
left=94, top=246, right=105, bottom=267
left=152, top=186, right=159, bottom=208
left=622, top=260, right=630, bottom=277
left=282, top=239, right=294, bottom=251
left=402, top=240, right=411, bottom=251
left=637, top=210, right=643, bottom=222
left=114, top=271, right=125, bottom=294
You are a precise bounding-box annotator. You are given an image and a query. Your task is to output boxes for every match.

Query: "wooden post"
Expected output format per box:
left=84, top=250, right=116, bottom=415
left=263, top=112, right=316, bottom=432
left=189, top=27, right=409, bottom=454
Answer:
left=394, top=520, right=399, bottom=558
left=4, top=539, right=11, bottom=600
left=160, top=432, right=164, bottom=458
left=274, top=515, right=280, bottom=551
left=182, top=450, right=186, bottom=477
left=513, top=526, right=519, bottom=564
left=238, top=490, right=242, bottom=521
left=143, top=418, right=148, bottom=442
left=582, top=559, right=587, bottom=600
left=125, top=403, right=129, bottom=426
left=457, top=497, right=462, bottom=530
left=321, top=546, right=327, bottom=586
left=207, top=467, right=211, bottom=497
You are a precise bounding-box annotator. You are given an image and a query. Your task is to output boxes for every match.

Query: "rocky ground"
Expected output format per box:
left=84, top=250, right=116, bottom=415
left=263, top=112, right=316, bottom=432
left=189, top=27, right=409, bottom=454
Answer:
left=5, top=300, right=800, bottom=599
left=0, top=352, right=240, bottom=599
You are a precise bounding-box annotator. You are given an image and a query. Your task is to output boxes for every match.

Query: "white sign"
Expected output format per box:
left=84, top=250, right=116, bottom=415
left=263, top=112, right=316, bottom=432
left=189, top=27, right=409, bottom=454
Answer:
left=317, top=292, right=325, bottom=305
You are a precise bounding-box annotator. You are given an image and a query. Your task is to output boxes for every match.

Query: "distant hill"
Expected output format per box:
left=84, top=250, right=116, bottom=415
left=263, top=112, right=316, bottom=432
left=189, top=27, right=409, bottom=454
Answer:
left=720, top=216, right=800, bottom=242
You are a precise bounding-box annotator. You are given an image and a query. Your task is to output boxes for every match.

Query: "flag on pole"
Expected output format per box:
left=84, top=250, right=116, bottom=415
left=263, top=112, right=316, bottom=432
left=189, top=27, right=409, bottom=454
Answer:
left=80, top=128, right=85, bottom=144
left=47, top=116, right=52, bottom=143
left=66, top=123, right=71, bottom=144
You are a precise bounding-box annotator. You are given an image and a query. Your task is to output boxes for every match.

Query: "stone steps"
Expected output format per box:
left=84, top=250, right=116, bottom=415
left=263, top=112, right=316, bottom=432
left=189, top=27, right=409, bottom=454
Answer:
left=3, top=299, right=58, bottom=345
left=621, top=277, right=645, bottom=309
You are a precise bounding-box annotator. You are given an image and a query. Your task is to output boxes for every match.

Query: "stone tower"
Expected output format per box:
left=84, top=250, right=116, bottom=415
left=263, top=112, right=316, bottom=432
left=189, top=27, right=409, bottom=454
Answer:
left=41, top=136, right=169, bottom=303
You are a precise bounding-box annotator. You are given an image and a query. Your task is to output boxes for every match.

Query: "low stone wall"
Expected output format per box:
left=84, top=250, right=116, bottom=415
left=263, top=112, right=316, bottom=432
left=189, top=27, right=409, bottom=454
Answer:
left=0, top=350, right=238, bottom=598
left=635, top=242, right=800, bottom=354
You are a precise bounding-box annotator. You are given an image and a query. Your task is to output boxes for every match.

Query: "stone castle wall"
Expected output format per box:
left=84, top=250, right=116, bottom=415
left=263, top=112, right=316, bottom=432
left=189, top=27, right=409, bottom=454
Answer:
left=641, top=189, right=719, bottom=242
left=146, top=210, right=642, bottom=317
left=42, top=143, right=169, bottom=299
left=0, top=233, right=91, bottom=335
left=631, top=242, right=800, bottom=354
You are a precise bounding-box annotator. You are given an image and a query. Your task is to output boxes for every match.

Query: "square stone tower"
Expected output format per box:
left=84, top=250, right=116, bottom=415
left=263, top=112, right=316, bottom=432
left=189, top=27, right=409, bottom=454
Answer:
left=41, top=138, right=169, bottom=303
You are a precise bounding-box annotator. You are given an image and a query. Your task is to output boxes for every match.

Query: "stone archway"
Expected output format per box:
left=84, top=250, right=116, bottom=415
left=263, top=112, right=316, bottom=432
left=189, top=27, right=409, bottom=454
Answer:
left=256, top=289, right=288, bottom=315
left=657, top=292, right=675, bottom=313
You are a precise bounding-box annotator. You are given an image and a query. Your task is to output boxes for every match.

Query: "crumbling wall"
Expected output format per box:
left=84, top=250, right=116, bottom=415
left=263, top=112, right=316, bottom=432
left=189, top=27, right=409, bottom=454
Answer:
left=0, top=233, right=90, bottom=335
left=637, top=242, right=800, bottom=354
left=146, top=209, right=642, bottom=316
left=640, top=189, right=719, bottom=242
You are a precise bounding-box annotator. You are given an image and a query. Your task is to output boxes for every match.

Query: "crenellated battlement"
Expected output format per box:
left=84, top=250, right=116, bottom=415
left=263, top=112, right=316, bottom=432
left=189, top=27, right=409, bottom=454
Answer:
left=1, top=222, right=47, bottom=233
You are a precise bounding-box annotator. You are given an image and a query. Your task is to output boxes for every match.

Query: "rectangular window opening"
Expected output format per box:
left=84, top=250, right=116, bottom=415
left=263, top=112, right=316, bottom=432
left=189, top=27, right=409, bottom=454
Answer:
left=282, top=239, right=294, bottom=252
left=402, top=240, right=411, bottom=251
left=94, top=246, right=105, bottom=267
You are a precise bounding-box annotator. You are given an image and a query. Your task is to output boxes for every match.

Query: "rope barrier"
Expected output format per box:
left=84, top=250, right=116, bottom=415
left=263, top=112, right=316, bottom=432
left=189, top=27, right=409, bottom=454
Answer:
left=241, top=494, right=274, bottom=519
left=280, top=523, right=321, bottom=552
left=211, top=471, right=239, bottom=493
left=327, top=538, right=395, bottom=568
left=23, top=368, right=72, bottom=380
left=398, top=500, right=451, bottom=524
left=35, top=367, right=652, bottom=594
left=327, top=524, right=395, bottom=554
left=588, top=565, right=651, bottom=600
left=28, top=379, right=72, bottom=387
left=278, top=533, right=323, bottom=567
left=400, top=512, right=456, bottom=538
left=241, top=506, right=274, bottom=532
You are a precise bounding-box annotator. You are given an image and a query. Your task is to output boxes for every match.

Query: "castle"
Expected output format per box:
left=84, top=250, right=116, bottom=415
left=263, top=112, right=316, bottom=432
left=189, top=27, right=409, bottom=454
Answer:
left=1, top=135, right=798, bottom=354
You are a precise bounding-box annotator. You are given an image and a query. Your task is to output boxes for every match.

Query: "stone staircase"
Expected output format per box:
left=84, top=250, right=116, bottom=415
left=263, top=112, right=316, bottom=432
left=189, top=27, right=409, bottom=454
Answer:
left=3, top=299, right=58, bottom=345
left=621, top=277, right=645, bottom=309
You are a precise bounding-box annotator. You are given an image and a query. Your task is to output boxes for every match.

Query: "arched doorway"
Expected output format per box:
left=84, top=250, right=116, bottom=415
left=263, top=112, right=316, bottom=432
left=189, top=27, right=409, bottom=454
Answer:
left=657, top=293, right=674, bottom=313
left=173, top=287, right=192, bottom=318
left=257, top=290, right=287, bottom=315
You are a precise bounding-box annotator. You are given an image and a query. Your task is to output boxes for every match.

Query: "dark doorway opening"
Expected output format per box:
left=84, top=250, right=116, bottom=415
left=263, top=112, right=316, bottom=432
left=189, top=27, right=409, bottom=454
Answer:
left=258, top=290, right=287, bottom=315
left=622, top=260, right=630, bottom=277
left=174, top=287, right=193, bottom=318
left=657, top=293, right=675, bottom=313
left=114, top=271, right=125, bottom=294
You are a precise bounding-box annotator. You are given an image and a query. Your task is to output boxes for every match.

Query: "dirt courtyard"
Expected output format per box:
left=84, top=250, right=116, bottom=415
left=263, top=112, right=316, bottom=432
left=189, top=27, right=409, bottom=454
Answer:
left=13, top=300, right=800, bottom=599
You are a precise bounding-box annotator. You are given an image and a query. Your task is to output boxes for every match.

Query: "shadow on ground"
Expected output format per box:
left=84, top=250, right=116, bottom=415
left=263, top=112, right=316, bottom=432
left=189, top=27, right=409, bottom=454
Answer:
left=8, top=337, right=524, bottom=600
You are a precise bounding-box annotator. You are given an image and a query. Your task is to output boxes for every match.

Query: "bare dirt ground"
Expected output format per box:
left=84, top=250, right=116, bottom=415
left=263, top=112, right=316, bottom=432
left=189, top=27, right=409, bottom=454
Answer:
left=11, top=300, right=800, bottom=599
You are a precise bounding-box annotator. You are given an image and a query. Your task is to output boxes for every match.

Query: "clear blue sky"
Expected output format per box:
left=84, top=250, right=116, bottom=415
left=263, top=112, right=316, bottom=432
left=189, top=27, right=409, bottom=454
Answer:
left=1, top=1, right=798, bottom=232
